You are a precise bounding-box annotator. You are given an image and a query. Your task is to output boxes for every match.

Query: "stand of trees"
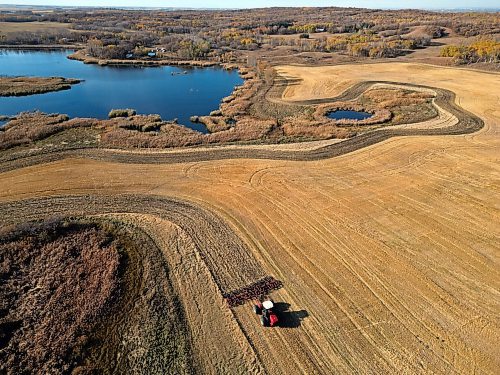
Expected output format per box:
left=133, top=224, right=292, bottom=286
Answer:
left=0, top=29, right=86, bottom=45
left=441, top=39, right=500, bottom=64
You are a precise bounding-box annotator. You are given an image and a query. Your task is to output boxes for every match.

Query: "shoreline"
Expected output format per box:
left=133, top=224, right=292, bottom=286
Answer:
left=0, top=48, right=247, bottom=131
left=0, top=81, right=484, bottom=173
left=0, top=46, right=238, bottom=69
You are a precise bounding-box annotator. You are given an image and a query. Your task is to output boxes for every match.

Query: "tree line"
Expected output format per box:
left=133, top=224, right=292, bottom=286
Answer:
left=0, top=7, right=498, bottom=63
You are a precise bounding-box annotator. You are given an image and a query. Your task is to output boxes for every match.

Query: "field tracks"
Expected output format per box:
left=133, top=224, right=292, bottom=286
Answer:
left=0, top=194, right=274, bottom=294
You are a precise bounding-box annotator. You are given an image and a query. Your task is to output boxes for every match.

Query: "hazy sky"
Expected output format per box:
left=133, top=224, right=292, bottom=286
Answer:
left=4, top=0, right=499, bottom=9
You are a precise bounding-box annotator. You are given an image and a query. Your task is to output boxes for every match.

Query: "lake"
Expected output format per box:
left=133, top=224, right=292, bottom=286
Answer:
left=327, top=110, right=372, bottom=121
left=0, top=50, right=243, bottom=133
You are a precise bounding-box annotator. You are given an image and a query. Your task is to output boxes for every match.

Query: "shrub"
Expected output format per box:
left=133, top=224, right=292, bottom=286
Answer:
left=108, top=109, right=136, bottom=118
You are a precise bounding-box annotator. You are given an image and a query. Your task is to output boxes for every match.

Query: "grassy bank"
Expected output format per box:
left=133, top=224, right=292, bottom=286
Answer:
left=0, top=79, right=443, bottom=154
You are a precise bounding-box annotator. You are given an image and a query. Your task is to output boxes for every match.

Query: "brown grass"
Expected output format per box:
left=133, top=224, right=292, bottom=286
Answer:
left=313, top=102, right=392, bottom=126
left=0, top=219, right=120, bottom=374
left=282, top=117, right=354, bottom=139
left=0, top=112, right=95, bottom=150
left=108, top=108, right=136, bottom=118
left=0, top=216, right=195, bottom=374
left=0, top=106, right=278, bottom=150
left=0, top=76, right=80, bottom=97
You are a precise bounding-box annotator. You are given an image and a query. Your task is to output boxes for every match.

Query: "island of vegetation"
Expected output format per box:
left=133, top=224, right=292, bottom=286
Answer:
left=0, top=76, right=80, bottom=97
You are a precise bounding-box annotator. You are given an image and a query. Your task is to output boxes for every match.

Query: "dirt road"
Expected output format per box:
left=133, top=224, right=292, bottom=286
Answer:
left=1, top=62, right=498, bottom=373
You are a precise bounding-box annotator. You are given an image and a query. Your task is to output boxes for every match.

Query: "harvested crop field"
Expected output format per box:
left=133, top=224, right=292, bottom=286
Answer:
left=0, top=21, right=71, bottom=33
left=0, top=62, right=499, bottom=373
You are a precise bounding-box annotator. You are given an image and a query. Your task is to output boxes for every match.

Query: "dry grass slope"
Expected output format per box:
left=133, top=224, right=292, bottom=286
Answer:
left=0, top=21, right=71, bottom=33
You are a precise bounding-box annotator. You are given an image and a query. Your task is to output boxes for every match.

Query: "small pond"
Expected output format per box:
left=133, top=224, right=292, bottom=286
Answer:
left=0, top=50, right=243, bottom=133
left=327, top=110, right=372, bottom=121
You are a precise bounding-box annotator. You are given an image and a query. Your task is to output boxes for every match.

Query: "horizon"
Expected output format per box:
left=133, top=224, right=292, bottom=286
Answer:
left=1, top=1, right=499, bottom=11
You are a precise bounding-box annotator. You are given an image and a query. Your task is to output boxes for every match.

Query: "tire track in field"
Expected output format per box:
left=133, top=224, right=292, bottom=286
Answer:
left=218, top=184, right=404, bottom=372
left=0, top=193, right=360, bottom=374
left=233, top=154, right=499, bottom=373
left=102, top=214, right=266, bottom=375
left=250, top=177, right=453, bottom=370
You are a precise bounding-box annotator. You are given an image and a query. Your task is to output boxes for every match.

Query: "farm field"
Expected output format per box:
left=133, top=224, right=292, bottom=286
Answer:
left=1, top=61, right=499, bottom=373
left=0, top=21, right=71, bottom=33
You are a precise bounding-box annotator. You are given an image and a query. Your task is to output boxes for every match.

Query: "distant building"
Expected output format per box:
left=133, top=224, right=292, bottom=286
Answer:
left=315, top=28, right=326, bottom=33
left=126, top=53, right=134, bottom=59
left=148, top=51, right=156, bottom=57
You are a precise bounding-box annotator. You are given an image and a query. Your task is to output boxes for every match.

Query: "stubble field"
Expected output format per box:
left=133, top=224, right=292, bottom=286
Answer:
left=0, top=62, right=498, bottom=373
left=0, top=21, right=71, bottom=33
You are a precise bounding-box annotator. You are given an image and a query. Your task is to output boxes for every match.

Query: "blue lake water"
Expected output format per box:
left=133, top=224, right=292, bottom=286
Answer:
left=0, top=49, right=243, bottom=133
left=327, top=110, right=372, bottom=121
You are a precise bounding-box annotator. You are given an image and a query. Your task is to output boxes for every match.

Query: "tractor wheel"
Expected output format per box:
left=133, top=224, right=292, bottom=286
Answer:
left=253, top=304, right=262, bottom=315
left=260, top=315, right=268, bottom=327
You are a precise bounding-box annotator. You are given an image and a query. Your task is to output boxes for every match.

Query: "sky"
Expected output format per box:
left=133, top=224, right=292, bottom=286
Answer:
left=3, top=0, right=499, bottom=10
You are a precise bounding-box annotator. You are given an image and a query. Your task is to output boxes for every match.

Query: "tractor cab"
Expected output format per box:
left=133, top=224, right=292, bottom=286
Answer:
left=253, top=299, right=279, bottom=327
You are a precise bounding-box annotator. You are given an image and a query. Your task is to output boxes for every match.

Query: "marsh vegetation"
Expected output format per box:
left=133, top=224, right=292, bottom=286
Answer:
left=0, top=76, right=80, bottom=96
left=0, top=217, right=194, bottom=374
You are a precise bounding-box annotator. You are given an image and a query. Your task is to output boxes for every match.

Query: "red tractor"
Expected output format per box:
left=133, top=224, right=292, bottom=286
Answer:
left=253, top=299, right=279, bottom=327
